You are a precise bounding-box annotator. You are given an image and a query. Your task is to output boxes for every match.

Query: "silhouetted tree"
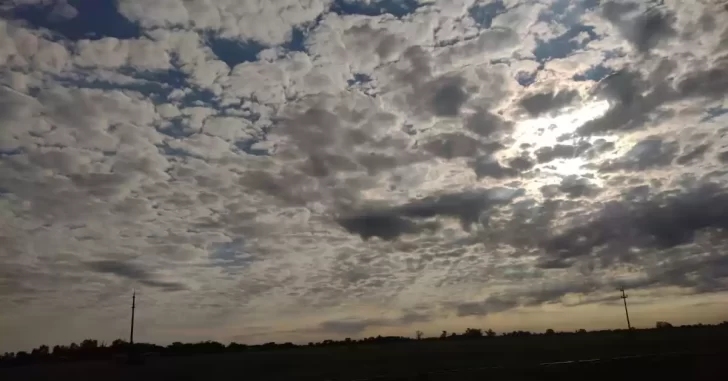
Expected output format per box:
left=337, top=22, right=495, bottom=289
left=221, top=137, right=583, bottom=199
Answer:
left=485, top=329, right=496, bottom=337
left=31, top=345, right=49, bottom=357
left=440, top=330, right=447, bottom=339
left=415, top=330, right=423, bottom=340
left=545, top=328, right=555, bottom=335
left=656, top=321, right=674, bottom=329
left=463, top=328, right=483, bottom=338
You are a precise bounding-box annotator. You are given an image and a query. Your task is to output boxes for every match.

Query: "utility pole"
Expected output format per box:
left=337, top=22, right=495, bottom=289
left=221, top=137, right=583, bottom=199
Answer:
left=619, top=287, right=631, bottom=330
left=130, top=290, right=136, bottom=345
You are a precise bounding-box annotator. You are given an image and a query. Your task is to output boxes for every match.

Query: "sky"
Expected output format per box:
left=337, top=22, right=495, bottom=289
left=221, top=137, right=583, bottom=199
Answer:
left=1, top=0, right=727, bottom=352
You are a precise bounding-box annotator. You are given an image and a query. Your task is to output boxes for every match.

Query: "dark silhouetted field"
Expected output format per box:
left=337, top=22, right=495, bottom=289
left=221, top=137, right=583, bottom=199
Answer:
left=2, top=326, right=727, bottom=380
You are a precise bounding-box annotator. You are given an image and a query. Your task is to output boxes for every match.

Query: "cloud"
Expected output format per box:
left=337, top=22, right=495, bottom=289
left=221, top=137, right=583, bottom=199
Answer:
left=542, top=183, right=728, bottom=260
left=339, top=187, right=523, bottom=240
left=318, top=311, right=433, bottom=335
left=422, top=133, right=481, bottom=159
left=87, top=260, right=187, bottom=292
left=2, top=0, right=728, bottom=352
left=602, top=1, right=677, bottom=53
left=601, top=136, right=680, bottom=172
left=519, top=89, right=580, bottom=117
left=676, top=143, right=710, bottom=166
left=116, top=0, right=332, bottom=46
left=456, top=295, right=519, bottom=317
left=429, top=76, right=470, bottom=117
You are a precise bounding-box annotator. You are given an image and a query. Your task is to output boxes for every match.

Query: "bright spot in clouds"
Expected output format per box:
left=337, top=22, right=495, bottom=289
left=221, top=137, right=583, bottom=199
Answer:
left=2, top=0, right=728, bottom=353
left=510, top=100, right=612, bottom=187
left=513, top=100, right=611, bottom=148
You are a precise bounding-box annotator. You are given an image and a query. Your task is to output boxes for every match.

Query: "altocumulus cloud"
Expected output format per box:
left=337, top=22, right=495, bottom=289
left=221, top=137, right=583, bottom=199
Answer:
left=1, top=0, right=728, bottom=352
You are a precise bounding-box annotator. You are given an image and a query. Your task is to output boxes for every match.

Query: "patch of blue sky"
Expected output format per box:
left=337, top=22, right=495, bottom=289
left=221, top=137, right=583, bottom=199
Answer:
left=54, top=76, right=170, bottom=103
left=347, top=73, right=372, bottom=87
left=210, top=239, right=256, bottom=268
left=118, top=67, right=188, bottom=89
left=468, top=0, right=506, bottom=29
left=156, top=143, right=200, bottom=160
left=539, top=0, right=601, bottom=25
left=282, top=27, right=308, bottom=52
left=331, top=0, right=423, bottom=18
left=573, top=64, right=614, bottom=82
left=702, top=107, right=728, bottom=122
left=205, top=33, right=267, bottom=69
left=54, top=66, right=197, bottom=105
left=0, top=148, right=23, bottom=157
left=178, top=87, right=220, bottom=108
left=533, top=24, right=598, bottom=63
left=8, top=0, right=141, bottom=41
left=235, top=138, right=271, bottom=156
left=516, top=72, right=537, bottom=87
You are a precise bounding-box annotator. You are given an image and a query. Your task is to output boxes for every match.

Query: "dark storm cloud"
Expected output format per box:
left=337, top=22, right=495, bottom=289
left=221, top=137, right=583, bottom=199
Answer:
left=519, top=89, right=579, bottom=116
left=356, top=152, right=400, bottom=175
left=86, top=260, right=187, bottom=291
left=718, top=151, right=728, bottom=163
left=397, top=45, right=432, bottom=86
left=338, top=213, right=435, bottom=241
left=318, top=312, right=433, bottom=334
left=239, top=170, right=314, bottom=205
left=676, top=144, right=710, bottom=166
left=602, top=1, right=676, bottom=52
left=422, top=133, right=481, bottom=159
left=465, top=109, right=513, bottom=138
left=507, top=155, right=534, bottom=172
left=456, top=295, right=518, bottom=317
left=430, top=76, right=470, bottom=116
left=344, top=24, right=405, bottom=61
left=318, top=319, right=390, bottom=335
left=601, top=136, right=679, bottom=172
left=454, top=276, right=623, bottom=316
left=535, top=143, right=590, bottom=163
left=276, top=103, right=402, bottom=156
left=676, top=57, right=728, bottom=99
left=580, top=56, right=728, bottom=136
left=278, top=107, right=345, bottom=150
left=557, top=176, right=600, bottom=199
left=339, top=188, right=523, bottom=240
left=577, top=70, right=658, bottom=135
left=543, top=183, right=728, bottom=261
left=395, top=46, right=473, bottom=117
left=471, top=157, right=518, bottom=179
left=404, top=74, right=472, bottom=118
left=301, top=152, right=359, bottom=177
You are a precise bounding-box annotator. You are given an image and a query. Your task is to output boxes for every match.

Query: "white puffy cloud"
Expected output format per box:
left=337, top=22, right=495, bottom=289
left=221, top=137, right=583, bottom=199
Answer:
left=2, top=0, right=728, bottom=353
left=117, top=0, right=333, bottom=45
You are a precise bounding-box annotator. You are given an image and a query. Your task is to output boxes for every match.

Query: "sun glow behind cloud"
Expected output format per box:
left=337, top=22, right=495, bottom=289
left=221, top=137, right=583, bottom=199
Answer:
left=509, top=100, right=612, bottom=189
left=3, top=0, right=728, bottom=353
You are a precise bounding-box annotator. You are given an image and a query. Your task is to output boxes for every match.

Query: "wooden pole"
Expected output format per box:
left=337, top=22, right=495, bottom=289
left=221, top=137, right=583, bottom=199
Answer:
left=130, top=290, right=136, bottom=345
left=620, top=288, right=631, bottom=329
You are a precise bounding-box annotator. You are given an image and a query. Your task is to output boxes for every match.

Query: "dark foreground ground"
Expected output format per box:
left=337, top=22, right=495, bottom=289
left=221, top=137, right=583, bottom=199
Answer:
left=3, top=328, right=727, bottom=380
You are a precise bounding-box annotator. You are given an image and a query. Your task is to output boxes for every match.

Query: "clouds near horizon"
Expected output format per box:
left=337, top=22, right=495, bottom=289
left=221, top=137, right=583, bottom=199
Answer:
left=1, top=0, right=728, bottom=351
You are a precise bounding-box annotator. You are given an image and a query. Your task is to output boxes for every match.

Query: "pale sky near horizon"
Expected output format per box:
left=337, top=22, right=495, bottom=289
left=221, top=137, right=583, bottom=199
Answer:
left=1, top=0, right=728, bottom=352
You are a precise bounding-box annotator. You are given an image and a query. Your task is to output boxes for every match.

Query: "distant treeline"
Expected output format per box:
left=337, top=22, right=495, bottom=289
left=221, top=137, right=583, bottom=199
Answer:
left=2, top=321, right=727, bottom=367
